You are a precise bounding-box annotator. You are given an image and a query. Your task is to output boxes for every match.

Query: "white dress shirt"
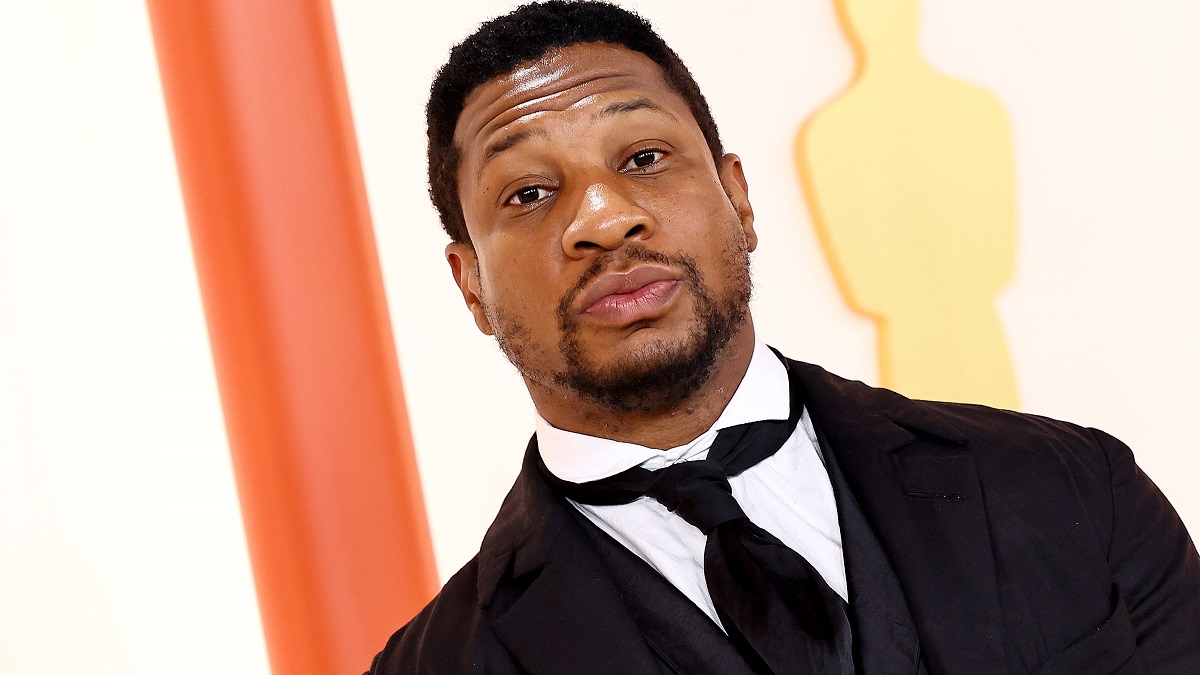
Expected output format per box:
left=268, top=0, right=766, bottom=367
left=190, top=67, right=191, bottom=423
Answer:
left=536, top=339, right=847, bottom=629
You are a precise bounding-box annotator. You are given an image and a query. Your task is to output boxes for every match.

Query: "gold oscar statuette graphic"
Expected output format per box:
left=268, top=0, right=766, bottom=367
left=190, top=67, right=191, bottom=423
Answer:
left=797, top=0, right=1020, bottom=409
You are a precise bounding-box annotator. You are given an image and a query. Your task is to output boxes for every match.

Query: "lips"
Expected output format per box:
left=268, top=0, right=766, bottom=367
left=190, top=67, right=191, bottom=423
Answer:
left=576, top=264, right=682, bottom=324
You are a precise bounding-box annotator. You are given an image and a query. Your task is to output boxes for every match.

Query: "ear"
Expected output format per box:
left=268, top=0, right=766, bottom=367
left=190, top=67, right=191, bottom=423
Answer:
left=718, top=153, right=757, bottom=252
left=445, top=241, right=494, bottom=335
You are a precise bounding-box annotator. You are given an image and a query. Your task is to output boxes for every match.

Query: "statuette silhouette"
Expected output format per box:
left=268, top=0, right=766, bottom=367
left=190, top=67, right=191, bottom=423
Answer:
left=797, top=0, right=1019, bottom=408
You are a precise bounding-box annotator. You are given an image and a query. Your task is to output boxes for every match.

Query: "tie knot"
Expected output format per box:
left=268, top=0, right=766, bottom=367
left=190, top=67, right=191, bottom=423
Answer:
left=646, top=460, right=747, bottom=534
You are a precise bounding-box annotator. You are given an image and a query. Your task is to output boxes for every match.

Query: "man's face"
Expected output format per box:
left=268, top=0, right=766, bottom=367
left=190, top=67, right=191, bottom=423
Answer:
left=447, top=42, right=757, bottom=414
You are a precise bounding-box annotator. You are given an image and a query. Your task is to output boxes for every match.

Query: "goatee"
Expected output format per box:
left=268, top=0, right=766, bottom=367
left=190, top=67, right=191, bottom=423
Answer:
left=552, top=245, right=750, bottom=414
left=482, top=236, right=752, bottom=415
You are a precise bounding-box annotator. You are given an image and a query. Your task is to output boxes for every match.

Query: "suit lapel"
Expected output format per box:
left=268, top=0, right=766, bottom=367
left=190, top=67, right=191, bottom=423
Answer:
left=791, top=360, right=1009, bottom=675
left=477, top=438, right=662, bottom=675
left=813, top=419, right=919, bottom=675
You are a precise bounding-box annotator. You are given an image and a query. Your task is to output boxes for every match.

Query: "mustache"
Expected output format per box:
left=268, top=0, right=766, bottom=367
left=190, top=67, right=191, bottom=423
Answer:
left=556, top=246, right=698, bottom=330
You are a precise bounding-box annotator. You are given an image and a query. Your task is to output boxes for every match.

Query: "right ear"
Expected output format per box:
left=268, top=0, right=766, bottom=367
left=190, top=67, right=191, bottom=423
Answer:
left=446, top=242, right=494, bottom=335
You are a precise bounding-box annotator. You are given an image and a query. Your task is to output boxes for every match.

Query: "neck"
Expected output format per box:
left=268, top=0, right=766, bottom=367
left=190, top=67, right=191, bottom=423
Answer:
left=530, top=323, right=758, bottom=449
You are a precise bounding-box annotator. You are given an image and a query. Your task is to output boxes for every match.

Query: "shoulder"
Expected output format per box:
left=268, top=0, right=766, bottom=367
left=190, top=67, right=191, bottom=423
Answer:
left=884, top=386, right=1125, bottom=514
left=795, top=357, right=1117, bottom=473
left=792, top=358, right=1125, bottom=530
left=920, top=399, right=1121, bottom=489
left=922, top=397, right=1119, bottom=475
left=366, top=558, right=515, bottom=674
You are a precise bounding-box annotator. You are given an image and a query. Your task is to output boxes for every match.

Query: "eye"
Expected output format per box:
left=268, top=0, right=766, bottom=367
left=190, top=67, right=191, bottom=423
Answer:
left=623, top=149, right=665, bottom=171
left=506, top=185, right=552, bottom=206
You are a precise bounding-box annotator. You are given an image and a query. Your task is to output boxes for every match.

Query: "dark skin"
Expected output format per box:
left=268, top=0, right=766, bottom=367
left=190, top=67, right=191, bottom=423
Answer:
left=446, top=42, right=759, bottom=449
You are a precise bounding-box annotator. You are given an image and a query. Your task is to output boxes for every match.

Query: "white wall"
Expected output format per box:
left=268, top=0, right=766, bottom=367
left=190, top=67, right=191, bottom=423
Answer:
left=1, top=1, right=1196, bottom=673
left=0, top=2, right=267, bottom=674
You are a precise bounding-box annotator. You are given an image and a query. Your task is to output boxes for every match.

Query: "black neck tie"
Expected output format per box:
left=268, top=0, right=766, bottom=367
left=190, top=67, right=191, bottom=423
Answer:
left=540, top=358, right=850, bottom=675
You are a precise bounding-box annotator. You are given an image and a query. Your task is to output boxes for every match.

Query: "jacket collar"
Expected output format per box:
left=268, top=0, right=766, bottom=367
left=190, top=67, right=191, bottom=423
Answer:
left=475, top=438, right=665, bottom=673
left=783, top=358, right=969, bottom=451
left=476, top=436, right=571, bottom=605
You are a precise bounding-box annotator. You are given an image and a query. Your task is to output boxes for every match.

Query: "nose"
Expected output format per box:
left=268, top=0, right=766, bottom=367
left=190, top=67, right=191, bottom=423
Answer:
left=561, top=181, right=655, bottom=259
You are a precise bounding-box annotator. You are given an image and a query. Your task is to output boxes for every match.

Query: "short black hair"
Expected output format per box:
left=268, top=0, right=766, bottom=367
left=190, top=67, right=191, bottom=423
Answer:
left=426, top=0, right=725, bottom=244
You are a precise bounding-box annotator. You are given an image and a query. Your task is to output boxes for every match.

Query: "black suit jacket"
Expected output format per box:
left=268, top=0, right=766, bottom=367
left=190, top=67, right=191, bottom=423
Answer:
left=369, top=360, right=1200, bottom=674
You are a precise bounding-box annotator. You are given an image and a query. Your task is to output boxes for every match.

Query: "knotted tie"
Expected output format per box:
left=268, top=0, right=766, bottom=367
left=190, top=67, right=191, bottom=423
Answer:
left=541, top=366, right=850, bottom=674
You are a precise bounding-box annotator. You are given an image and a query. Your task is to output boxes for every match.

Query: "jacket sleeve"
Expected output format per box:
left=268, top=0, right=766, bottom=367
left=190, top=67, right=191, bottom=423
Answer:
left=1092, top=428, right=1200, bottom=672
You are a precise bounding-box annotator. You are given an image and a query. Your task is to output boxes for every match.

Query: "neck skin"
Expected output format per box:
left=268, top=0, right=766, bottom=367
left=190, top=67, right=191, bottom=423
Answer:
left=527, top=319, right=758, bottom=450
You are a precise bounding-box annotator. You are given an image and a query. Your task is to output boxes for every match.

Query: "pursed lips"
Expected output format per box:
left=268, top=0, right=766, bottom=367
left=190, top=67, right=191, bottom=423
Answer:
left=576, top=264, right=683, bottom=323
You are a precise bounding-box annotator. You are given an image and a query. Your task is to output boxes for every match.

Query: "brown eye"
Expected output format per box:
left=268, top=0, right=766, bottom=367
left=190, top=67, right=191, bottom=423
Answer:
left=625, top=150, right=664, bottom=170
left=507, top=186, right=550, bottom=206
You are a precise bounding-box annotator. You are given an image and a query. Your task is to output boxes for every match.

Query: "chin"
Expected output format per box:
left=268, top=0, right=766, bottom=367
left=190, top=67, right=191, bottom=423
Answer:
left=556, top=316, right=738, bottom=415
left=546, top=239, right=752, bottom=414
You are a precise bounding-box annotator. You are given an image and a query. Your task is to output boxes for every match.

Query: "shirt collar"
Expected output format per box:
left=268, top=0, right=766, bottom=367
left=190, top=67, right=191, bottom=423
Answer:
left=537, top=339, right=790, bottom=483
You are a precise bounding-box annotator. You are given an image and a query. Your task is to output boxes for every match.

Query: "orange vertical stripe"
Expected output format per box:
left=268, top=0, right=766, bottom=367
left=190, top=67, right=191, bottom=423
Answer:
left=145, top=2, right=438, bottom=673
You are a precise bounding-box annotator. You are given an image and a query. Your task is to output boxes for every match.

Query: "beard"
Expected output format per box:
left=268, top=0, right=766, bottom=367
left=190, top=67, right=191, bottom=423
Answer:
left=483, top=235, right=752, bottom=415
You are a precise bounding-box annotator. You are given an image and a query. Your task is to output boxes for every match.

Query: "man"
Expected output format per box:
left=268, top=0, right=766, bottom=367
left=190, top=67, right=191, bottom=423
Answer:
left=369, top=2, right=1200, bottom=673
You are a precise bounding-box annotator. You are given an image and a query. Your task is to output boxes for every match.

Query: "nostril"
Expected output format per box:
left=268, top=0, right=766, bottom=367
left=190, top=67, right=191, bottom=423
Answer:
left=625, top=224, right=645, bottom=238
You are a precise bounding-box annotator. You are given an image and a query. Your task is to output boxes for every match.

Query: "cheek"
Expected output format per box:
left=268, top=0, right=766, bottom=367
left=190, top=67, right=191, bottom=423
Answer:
left=647, top=180, right=741, bottom=245
left=482, top=240, right=565, bottom=322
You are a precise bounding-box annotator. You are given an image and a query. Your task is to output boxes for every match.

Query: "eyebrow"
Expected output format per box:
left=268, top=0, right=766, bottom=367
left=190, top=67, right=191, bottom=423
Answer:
left=481, top=129, right=546, bottom=167
left=592, top=98, right=676, bottom=121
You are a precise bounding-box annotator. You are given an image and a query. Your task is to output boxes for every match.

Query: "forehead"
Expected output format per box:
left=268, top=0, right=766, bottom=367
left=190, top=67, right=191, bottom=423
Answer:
left=453, top=42, right=693, bottom=162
